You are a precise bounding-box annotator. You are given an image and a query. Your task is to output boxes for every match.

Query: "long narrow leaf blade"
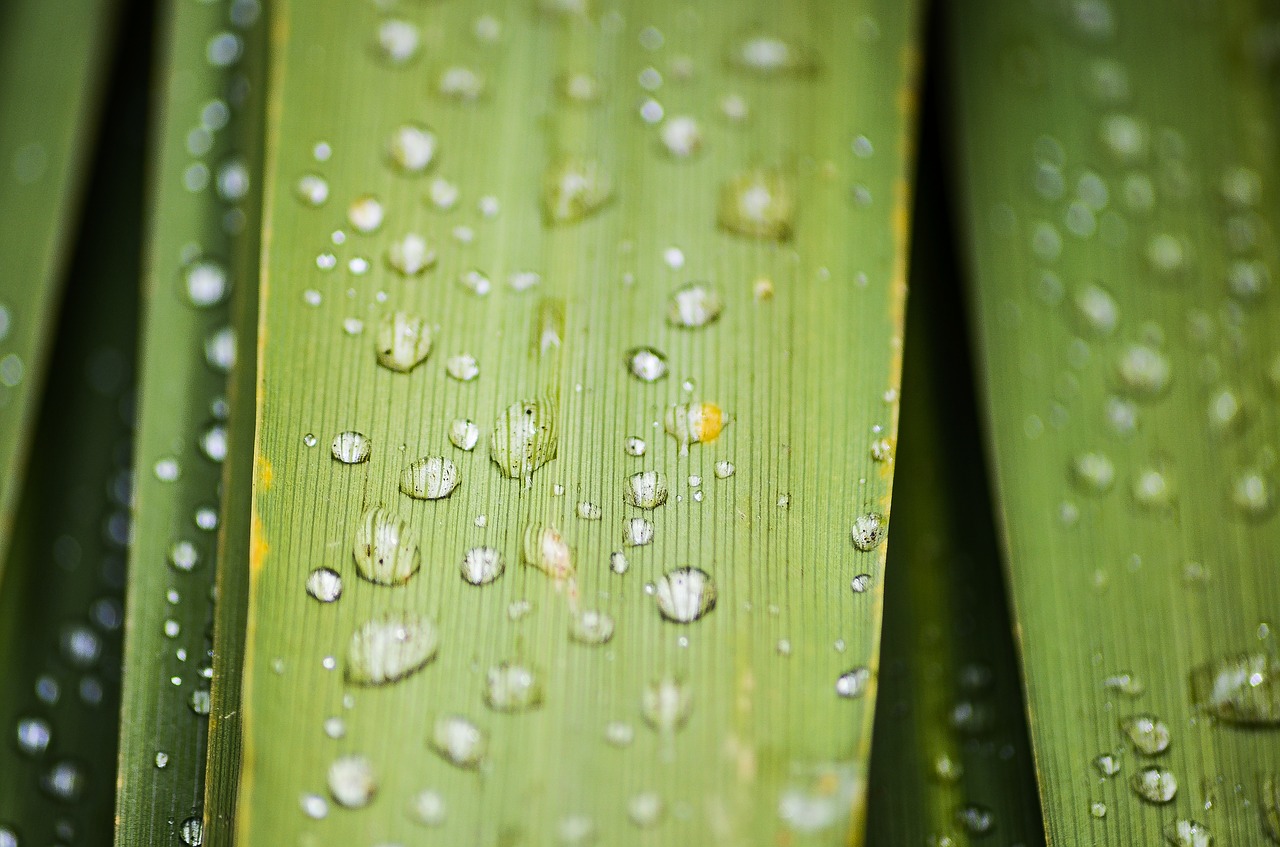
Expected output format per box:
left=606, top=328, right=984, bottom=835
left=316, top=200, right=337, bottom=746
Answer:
left=239, top=1, right=919, bottom=844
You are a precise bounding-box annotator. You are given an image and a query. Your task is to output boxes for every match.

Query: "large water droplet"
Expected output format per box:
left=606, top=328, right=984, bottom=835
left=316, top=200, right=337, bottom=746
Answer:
left=1190, top=652, right=1280, bottom=725
left=666, top=283, right=723, bottom=328
left=485, top=662, right=543, bottom=712
left=654, top=567, right=716, bottom=623
left=306, top=567, right=343, bottom=603
left=375, top=311, right=434, bottom=372
left=445, top=353, right=480, bottom=382
left=328, top=754, right=376, bottom=808
left=461, top=547, right=504, bottom=586
left=352, top=506, right=420, bottom=585
left=430, top=715, right=487, bottom=768
left=400, top=456, right=460, bottom=500
left=331, top=431, right=371, bottom=464
left=1130, top=766, right=1178, bottom=804
left=1163, top=820, right=1212, bottom=847
left=346, top=612, right=439, bottom=685
left=1121, top=713, right=1170, bottom=755
left=491, top=400, right=558, bottom=484
left=664, top=401, right=727, bottom=454
left=623, top=471, right=669, bottom=508
left=850, top=513, right=886, bottom=551
left=523, top=525, right=573, bottom=579
left=718, top=169, right=795, bottom=240
left=178, top=816, right=203, bottom=847
left=542, top=157, right=612, bottom=225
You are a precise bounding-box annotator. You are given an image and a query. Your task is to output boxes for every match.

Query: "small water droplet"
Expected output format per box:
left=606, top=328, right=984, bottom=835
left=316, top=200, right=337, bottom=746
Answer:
left=1163, top=820, right=1212, bottom=847
left=835, top=667, right=872, bottom=698
left=625, top=436, right=646, bottom=457
left=377, top=18, right=419, bottom=64
left=385, top=232, right=437, bottom=276
left=300, top=792, right=328, bottom=819
left=347, top=195, right=384, bottom=233
left=189, top=689, right=211, bottom=716
left=610, top=551, right=629, bottom=573
left=352, top=506, right=420, bottom=585
left=508, top=270, right=541, bottom=292
left=406, top=789, right=446, bottom=827
left=543, top=157, right=613, bottom=224
left=460, top=547, right=504, bottom=586
left=850, top=513, right=886, bottom=551
left=331, top=431, right=371, bottom=464
left=666, top=283, right=723, bottom=328
left=557, top=70, right=603, bottom=104
left=438, top=65, right=486, bottom=100
left=445, top=353, right=479, bottom=382
left=623, top=517, right=654, bottom=547
left=1232, top=470, right=1274, bottom=519
left=604, top=721, right=634, bottom=746
left=570, top=610, right=615, bottom=645
left=1090, top=801, right=1107, bottom=818
left=428, top=176, right=459, bottom=210
left=169, top=540, right=199, bottom=573
left=295, top=173, right=329, bottom=206
left=1130, top=766, right=1178, bottom=804
left=664, top=401, right=727, bottom=454
left=346, top=612, right=439, bottom=686
left=956, top=805, right=993, bottom=835
left=1121, top=714, right=1170, bottom=755
left=1070, top=451, right=1115, bottom=493
left=576, top=501, right=602, bottom=520
left=642, top=677, right=691, bottom=732
left=485, top=662, right=543, bottom=712
left=714, top=460, right=736, bottom=479
left=306, top=568, right=343, bottom=603
left=491, top=400, right=559, bottom=484
left=328, top=754, right=376, bottom=808
left=654, top=567, right=716, bottom=623
left=628, top=792, right=664, bottom=828
left=728, top=33, right=818, bottom=76
left=386, top=124, right=437, bottom=174
left=851, top=574, right=871, bottom=593
left=375, top=311, right=434, bottom=372
left=183, top=259, right=229, bottom=308
left=660, top=116, right=702, bottom=158
left=430, top=715, right=487, bottom=768
left=1115, top=343, right=1171, bottom=398
left=625, top=346, right=668, bottom=382
left=400, top=456, right=460, bottom=500
left=1094, top=752, right=1121, bottom=776
left=302, top=433, right=317, bottom=447
left=718, top=169, right=795, bottom=240
left=16, top=717, right=51, bottom=757
left=623, top=471, right=669, bottom=508
left=523, top=525, right=574, bottom=579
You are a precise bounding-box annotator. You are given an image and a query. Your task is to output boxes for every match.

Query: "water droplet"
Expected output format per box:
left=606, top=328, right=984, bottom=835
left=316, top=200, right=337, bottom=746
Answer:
left=1130, top=766, right=1178, bottom=804
left=15, top=717, right=51, bottom=756
left=610, top=551, right=629, bottom=573
left=642, top=677, right=691, bottom=732
left=664, top=401, right=727, bottom=454
left=625, top=436, right=646, bottom=457
left=346, top=612, right=439, bottom=685
left=457, top=268, right=492, bottom=297
left=1070, top=451, right=1115, bottom=493
left=576, top=501, right=602, bottom=520
left=851, top=574, right=871, bottom=593
left=666, top=283, right=723, bottom=328
left=1190, top=652, right=1280, bottom=725
left=328, top=754, right=376, bottom=808
left=295, top=173, right=328, bottom=206
left=331, top=431, right=371, bottom=464
left=1121, top=714, right=1170, bottom=755
left=184, top=259, right=229, bottom=307
left=375, top=311, right=434, bottom=372
left=718, top=169, right=795, bottom=240
left=542, top=156, right=613, bottom=225
left=41, top=760, right=83, bottom=801
left=713, top=460, right=737, bottom=479
left=406, top=789, right=446, bottom=826
left=445, top=353, right=479, bottom=382
left=1115, top=344, right=1171, bottom=398
left=507, top=270, right=541, bottom=292
left=169, top=540, right=199, bottom=573
left=835, top=667, right=872, bottom=698
left=460, top=547, right=504, bottom=586
left=347, top=195, right=384, bottom=233
left=654, top=567, right=716, bottom=623
left=1074, top=283, right=1118, bottom=335
left=446, top=418, right=480, bottom=452
left=200, top=423, right=228, bottom=462
left=189, top=689, right=211, bottom=716
left=1100, top=113, right=1149, bottom=162
left=430, top=715, right=487, bottom=768
left=557, top=70, right=603, bottom=104
left=1132, top=467, right=1174, bottom=509
left=1232, top=470, right=1274, bottom=519
left=302, top=433, right=317, bottom=448
left=628, top=792, right=664, bottom=828
left=437, top=65, right=486, bottom=100
left=491, top=400, right=559, bottom=484
left=1090, top=801, right=1107, bottom=818
left=400, top=456, right=460, bottom=500
left=299, top=792, right=328, bottom=819
left=1228, top=260, right=1269, bottom=301
left=1164, top=820, right=1212, bottom=847
left=625, top=346, right=668, bottom=382
left=427, top=176, right=459, bottom=210
left=1104, top=672, right=1145, bottom=696
left=660, top=116, right=702, bottom=158
left=728, top=33, right=817, bottom=76
left=383, top=232, right=437, bottom=276
left=178, top=817, right=203, bottom=847
left=386, top=124, right=437, bottom=174
left=377, top=19, right=419, bottom=64
left=523, top=525, right=574, bottom=579
left=850, top=513, right=886, bottom=551
left=623, top=517, right=654, bottom=547
left=623, top=471, right=669, bottom=508
left=570, top=610, right=615, bottom=645
left=485, top=662, right=543, bottom=712
left=306, top=567, right=343, bottom=603
left=1094, top=752, right=1121, bottom=776
left=352, top=506, right=420, bottom=585
left=956, top=804, right=994, bottom=835
left=604, top=721, right=634, bottom=747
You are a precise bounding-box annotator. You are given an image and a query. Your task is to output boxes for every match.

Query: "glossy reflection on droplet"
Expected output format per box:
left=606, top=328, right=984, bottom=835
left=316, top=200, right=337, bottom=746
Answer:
left=305, top=567, right=343, bottom=603
left=654, top=567, right=716, bottom=623
left=666, top=283, right=723, bottom=328
left=352, top=506, right=420, bottom=585
left=331, top=431, right=371, bottom=464
left=718, top=168, right=795, bottom=240
left=492, top=400, right=558, bottom=483
left=1121, top=713, right=1170, bottom=755
left=461, top=546, right=504, bottom=586
left=850, top=513, right=886, bottom=551
left=625, top=346, right=669, bottom=382
left=400, top=456, right=460, bottom=500
left=327, top=754, right=376, bottom=808
left=346, top=612, right=439, bottom=686
left=1130, top=766, right=1178, bottom=804
left=623, top=471, right=669, bottom=509
left=448, top=418, right=480, bottom=451
left=375, top=311, right=434, bottom=373
left=664, top=401, right=727, bottom=454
